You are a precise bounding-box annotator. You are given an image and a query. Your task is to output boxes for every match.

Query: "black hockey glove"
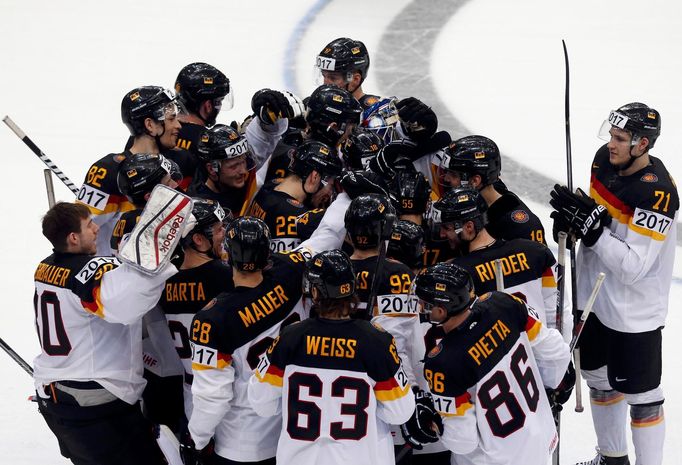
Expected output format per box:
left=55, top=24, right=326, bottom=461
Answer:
left=400, top=390, right=443, bottom=450
left=396, top=97, right=438, bottom=142
left=550, top=211, right=575, bottom=251
left=367, top=140, right=418, bottom=180
left=251, top=89, right=305, bottom=125
left=549, top=184, right=611, bottom=247
left=179, top=433, right=214, bottom=465
left=340, top=170, right=390, bottom=200
left=547, top=360, right=576, bottom=413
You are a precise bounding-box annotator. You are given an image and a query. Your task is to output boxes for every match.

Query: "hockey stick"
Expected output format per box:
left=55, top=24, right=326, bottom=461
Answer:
left=44, top=169, right=56, bottom=208
left=0, top=337, right=33, bottom=376
left=494, top=258, right=504, bottom=291
left=3, top=116, right=80, bottom=195
left=365, top=238, right=388, bottom=319
left=569, top=272, right=606, bottom=352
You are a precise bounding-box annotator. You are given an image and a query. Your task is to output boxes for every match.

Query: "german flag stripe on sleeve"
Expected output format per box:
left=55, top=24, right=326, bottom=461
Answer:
left=374, top=376, right=410, bottom=402
left=590, top=176, right=633, bottom=224
left=434, top=392, right=473, bottom=417
left=255, top=363, right=284, bottom=387
left=192, top=352, right=232, bottom=371
left=525, top=315, right=542, bottom=341
left=81, top=285, right=105, bottom=319
left=541, top=267, right=556, bottom=287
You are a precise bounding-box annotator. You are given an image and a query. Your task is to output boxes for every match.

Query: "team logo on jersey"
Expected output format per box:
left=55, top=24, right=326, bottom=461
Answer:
left=287, top=198, right=303, bottom=208
left=478, top=292, right=492, bottom=302
left=640, top=173, right=658, bottom=183
left=114, top=154, right=127, bottom=163
left=428, top=343, right=442, bottom=358
left=202, top=298, right=217, bottom=311
left=511, top=210, right=529, bottom=223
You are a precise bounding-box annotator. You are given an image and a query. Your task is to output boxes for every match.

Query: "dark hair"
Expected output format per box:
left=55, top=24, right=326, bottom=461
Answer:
left=315, top=294, right=360, bottom=319
left=42, top=202, right=90, bottom=251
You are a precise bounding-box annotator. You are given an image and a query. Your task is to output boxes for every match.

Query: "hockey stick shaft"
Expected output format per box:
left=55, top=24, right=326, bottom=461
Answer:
left=3, top=116, right=80, bottom=195
left=0, top=337, right=33, bottom=376
left=365, top=239, right=388, bottom=318
left=44, top=169, right=56, bottom=208
left=555, top=232, right=567, bottom=334
left=569, top=272, right=606, bottom=352
left=494, top=258, right=504, bottom=291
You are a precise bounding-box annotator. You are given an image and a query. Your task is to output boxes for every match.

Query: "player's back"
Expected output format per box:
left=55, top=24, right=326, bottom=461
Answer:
left=249, top=187, right=307, bottom=253
left=261, top=317, right=413, bottom=465
left=425, top=292, right=558, bottom=465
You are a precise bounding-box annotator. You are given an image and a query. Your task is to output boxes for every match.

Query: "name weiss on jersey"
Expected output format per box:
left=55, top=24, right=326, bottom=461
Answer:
left=238, top=284, right=289, bottom=328
left=305, top=335, right=357, bottom=359
left=473, top=252, right=530, bottom=283
left=467, top=318, right=512, bottom=365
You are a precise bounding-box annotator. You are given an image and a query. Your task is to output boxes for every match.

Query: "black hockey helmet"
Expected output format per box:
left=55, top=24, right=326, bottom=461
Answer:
left=340, top=127, right=384, bottom=170
left=306, top=85, right=363, bottom=146
left=182, top=198, right=232, bottom=247
left=289, top=140, right=343, bottom=181
left=598, top=102, right=661, bottom=148
left=440, top=135, right=501, bottom=187
left=431, top=187, right=488, bottom=233
left=344, top=193, right=397, bottom=250
left=117, top=153, right=172, bottom=205
left=226, top=217, right=271, bottom=272
left=121, top=86, right=177, bottom=136
left=174, top=62, right=232, bottom=115
left=303, top=249, right=356, bottom=300
left=390, top=170, right=432, bottom=215
left=197, top=124, right=253, bottom=168
left=316, top=37, right=370, bottom=83
left=412, top=263, right=475, bottom=317
left=387, top=220, right=426, bottom=270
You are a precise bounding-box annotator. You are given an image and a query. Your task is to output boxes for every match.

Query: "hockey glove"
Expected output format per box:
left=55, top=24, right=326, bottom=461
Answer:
left=549, top=184, right=611, bottom=247
left=340, top=170, right=391, bottom=200
left=550, top=211, right=575, bottom=251
left=396, top=97, right=438, bottom=142
left=547, top=360, right=576, bottom=412
left=179, top=433, right=214, bottom=465
left=400, top=390, right=443, bottom=450
left=251, top=89, right=305, bottom=125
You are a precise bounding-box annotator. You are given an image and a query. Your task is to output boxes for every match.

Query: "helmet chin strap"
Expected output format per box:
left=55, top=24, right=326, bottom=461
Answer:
left=613, top=140, right=644, bottom=172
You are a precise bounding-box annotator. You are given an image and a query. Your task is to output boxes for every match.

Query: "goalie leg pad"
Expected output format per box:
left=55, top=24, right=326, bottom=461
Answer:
left=119, top=185, right=193, bottom=275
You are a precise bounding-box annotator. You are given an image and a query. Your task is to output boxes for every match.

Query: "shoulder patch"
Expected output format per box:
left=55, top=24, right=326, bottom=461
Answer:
left=114, top=154, right=127, bottom=163
left=427, top=343, right=442, bottom=358
left=202, top=297, right=217, bottom=311
left=364, top=96, right=379, bottom=106
left=478, top=292, right=492, bottom=302
left=640, top=173, right=658, bottom=183
left=286, top=198, right=304, bottom=208
left=510, top=209, right=529, bottom=223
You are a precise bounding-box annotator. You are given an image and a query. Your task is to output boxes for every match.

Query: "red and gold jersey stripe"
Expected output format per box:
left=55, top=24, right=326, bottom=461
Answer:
left=81, top=285, right=105, bottom=319
left=374, top=376, right=410, bottom=402
left=255, top=363, right=284, bottom=387
left=525, top=315, right=542, bottom=342
left=541, top=267, right=556, bottom=288
left=192, top=352, right=232, bottom=371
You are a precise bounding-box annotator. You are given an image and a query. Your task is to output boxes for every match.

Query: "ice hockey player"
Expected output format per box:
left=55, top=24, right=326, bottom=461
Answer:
left=340, top=126, right=384, bottom=170
left=404, top=263, right=571, bottom=465
left=248, top=249, right=416, bottom=465
left=437, top=135, right=546, bottom=244
left=390, top=168, right=458, bottom=266
left=110, top=153, right=176, bottom=252
left=78, top=86, right=181, bottom=256
left=431, top=187, right=565, bottom=333
left=551, top=102, right=678, bottom=465
left=387, top=219, right=426, bottom=273
left=186, top=217, right=331, bottom=464
left=248, top=140, right=343, bottom=252
left=152, top=199, right=233, bottom=430
left=174, top=62, right=232, bottom=154
left=34, top=189, right=191, bottom=465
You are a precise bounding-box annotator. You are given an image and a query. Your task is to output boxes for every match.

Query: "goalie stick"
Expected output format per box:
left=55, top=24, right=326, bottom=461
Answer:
left=3, top=115, right=80, bottom=195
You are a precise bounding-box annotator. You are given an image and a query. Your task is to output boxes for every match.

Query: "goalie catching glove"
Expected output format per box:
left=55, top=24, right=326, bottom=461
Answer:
left=251, top=89, right=305, bottom=125
left=400, top=389, right=443, bottom=449
left=549, top=184, right=611, bottom=247
left=118, top=185, right=193, bottom=274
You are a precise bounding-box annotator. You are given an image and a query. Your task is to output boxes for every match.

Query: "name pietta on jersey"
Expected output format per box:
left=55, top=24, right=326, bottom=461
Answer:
left=352, top=256, right=414, bottom=318
left=249, top=188, right=306, bottom=253
left=453, top=238, right=555, bottom=294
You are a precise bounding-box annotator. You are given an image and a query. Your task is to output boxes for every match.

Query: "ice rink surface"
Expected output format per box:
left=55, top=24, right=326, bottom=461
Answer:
left=1, top=0, right=680, bottom=463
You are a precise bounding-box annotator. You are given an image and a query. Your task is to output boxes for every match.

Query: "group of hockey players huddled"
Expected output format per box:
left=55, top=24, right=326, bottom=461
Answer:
left=32, top=36, right=678, bottom=465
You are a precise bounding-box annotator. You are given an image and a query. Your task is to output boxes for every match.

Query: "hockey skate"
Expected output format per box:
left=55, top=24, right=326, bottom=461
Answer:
left=575, top=451, right=630, bottom=465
